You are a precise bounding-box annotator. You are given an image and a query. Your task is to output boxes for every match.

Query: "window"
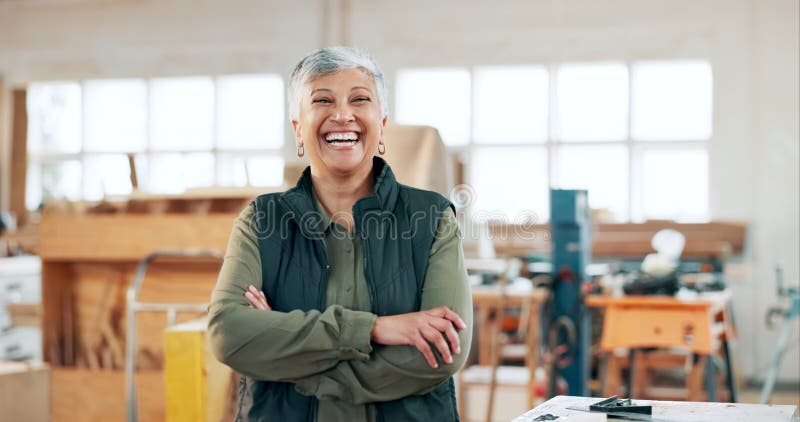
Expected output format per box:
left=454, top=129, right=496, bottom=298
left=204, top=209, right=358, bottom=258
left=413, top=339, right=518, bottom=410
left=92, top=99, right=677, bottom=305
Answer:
left=631, top=61, right=712, bottom=141
left=26, top=74, right=285, bottom=209
left=395, top=61, right=712, bottom=222
left=83, top=79, right=147, bottom=153
left=556, top=63, right=629, bottom=142
left=473, top=66, right=548, bottom=144
left=395, top=68, right=471, bottom=146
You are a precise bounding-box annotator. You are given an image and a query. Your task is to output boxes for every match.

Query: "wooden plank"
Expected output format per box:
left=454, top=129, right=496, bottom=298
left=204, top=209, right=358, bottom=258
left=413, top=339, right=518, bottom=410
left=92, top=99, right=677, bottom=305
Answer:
left=39, top=214, right=236, bottom=260
left=7, top=302, right=43, bottom=327
left=51, top=368, right=164, bottom=422
left=10, top=88, right=28, bottom=225
left=72, top=264, right=124, bottom=369
left=39, top=213, right=746, bottom=261
left=69, top=261, right=218, bottom=370
left=41, top=262, right=74, bottom=365
left=488, top=221, right=746, bottom=259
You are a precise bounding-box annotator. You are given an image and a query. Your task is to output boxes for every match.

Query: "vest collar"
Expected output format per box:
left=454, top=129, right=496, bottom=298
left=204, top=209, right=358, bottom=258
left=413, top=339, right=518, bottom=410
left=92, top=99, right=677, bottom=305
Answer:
left=280, top=157, right=400, bottom=236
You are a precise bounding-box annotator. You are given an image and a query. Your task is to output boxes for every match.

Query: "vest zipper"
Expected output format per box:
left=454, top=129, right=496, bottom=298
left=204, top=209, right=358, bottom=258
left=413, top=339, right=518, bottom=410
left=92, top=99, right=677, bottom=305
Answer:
left=313, top=243, right=330, bottom=422
left=362, top=234, right=378, bottom=314
left=361, top=231, right=382, bottom=422
left=318, top=262, right=331, bottom=309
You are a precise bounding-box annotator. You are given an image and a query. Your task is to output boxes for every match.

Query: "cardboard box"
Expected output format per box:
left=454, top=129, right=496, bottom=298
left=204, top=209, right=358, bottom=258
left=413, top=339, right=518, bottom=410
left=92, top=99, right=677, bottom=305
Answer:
left=0, top=361, right=50, bottom=421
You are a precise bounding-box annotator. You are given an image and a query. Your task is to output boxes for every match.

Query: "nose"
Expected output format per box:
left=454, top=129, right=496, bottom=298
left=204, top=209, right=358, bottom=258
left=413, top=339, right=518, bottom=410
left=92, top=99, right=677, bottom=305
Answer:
left=331, top=103, right=355, bottom=123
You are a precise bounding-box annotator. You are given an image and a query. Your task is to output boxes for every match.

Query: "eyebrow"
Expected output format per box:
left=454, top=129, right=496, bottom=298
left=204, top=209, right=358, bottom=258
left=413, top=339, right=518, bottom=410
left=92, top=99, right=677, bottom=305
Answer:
left=310, top=86, right=374, bottom=95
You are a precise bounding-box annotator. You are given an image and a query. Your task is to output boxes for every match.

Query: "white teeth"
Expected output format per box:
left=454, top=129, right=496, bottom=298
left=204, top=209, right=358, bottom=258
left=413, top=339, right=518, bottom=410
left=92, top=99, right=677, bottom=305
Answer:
left=325, top=132, right=359, bottom=141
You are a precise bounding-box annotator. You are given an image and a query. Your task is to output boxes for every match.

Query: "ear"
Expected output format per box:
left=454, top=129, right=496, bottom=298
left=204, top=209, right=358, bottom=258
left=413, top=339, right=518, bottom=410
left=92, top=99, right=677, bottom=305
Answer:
left=379, top=115, right=387, bottom=141
left=291, top=119, right=302, bottom=146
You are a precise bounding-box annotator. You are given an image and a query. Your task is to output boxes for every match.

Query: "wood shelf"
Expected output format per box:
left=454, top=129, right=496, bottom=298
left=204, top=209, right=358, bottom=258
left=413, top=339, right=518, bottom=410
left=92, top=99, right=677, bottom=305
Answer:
left=40, top=213, right=226, bottom=421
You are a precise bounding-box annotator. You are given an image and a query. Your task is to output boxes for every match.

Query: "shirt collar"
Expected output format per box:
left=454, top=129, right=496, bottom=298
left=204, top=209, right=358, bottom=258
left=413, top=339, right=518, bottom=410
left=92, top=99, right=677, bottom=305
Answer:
left=311, top=187, right=334, bottom=232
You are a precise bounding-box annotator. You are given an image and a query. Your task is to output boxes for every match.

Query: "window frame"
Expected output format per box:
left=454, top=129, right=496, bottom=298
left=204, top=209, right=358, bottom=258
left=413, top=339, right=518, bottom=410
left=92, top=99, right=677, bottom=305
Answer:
left=26, top=74, right=286, bottom=207
left=396, top=61, right=712, bottom=223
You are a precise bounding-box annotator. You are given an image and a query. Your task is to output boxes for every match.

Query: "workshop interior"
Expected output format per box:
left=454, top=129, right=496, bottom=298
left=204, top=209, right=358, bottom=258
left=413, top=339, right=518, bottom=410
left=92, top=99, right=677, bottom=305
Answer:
left=0, top=1, right=798, bottom=421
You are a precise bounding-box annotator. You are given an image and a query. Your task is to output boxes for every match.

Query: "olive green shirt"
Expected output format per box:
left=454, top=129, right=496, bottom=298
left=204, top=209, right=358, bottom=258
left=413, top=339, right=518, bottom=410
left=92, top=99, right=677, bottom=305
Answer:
left=208, top=190, right=472, bottom=422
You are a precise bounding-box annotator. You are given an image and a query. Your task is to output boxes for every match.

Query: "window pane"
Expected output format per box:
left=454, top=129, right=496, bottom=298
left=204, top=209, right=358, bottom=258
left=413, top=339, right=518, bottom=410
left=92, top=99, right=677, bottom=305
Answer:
left=555, top=145, right=629, bottom=221
left=84, top=79, right=147, bottom=153
left=632, top=61, right=712, bottom=141
left=474, top=66, right=548, bottom=144
left=26, top=160, right=82, bottom=209
left=218, top=155, right=285, bottom=187
left=639, top=149, right=708, bottom=221
left=150, top=77, right=214, bottom=151
left=470, top=147, right=549, bottom=221
left=556, top=63, right=628, bottom=142
left=395, top=68, right=471, bottom=146
left=83, top=155, right=132, bottom=200
left=217, top=74, right=285, bottom=150
left=27, top=82, right=82, bottom=154
left=26, top=163, right=42, bottom=211
left=145, top=153, right=215, bottom=194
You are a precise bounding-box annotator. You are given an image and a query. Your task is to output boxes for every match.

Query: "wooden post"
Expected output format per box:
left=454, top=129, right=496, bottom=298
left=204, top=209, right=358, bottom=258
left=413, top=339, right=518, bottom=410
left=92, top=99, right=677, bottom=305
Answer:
left=10, top=88, right=28, bottom=225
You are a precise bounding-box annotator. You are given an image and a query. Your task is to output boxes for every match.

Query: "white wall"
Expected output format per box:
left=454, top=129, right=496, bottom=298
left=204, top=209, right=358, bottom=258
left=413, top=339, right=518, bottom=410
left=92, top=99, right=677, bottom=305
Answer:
left=1, top=0, right=798, bottom=383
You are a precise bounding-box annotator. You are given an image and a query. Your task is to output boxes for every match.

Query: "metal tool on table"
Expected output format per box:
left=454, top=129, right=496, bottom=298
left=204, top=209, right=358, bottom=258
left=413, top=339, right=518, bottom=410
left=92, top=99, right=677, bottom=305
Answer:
left=760, top=263, right=800, bottom=404
left=125, top=249, right=223, bottom=422
left=565, top=396, right=670, bottom=422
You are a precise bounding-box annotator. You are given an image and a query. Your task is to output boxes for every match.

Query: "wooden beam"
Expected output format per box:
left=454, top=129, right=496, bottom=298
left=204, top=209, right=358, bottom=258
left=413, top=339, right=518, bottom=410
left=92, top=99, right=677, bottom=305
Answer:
left=39, top=214, right=235, bottom=261
left=10, top=88, right=28, bottom=225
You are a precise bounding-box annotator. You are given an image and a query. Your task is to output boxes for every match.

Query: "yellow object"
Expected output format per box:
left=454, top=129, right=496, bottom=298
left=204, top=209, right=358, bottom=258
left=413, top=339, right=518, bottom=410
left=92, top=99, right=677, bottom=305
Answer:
left=164, top=318, right=232, bottom=422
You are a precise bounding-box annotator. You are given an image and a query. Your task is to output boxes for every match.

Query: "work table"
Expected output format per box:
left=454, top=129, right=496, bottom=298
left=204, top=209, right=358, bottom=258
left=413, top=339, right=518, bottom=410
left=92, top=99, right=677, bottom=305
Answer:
left=513, top=396, right=798, bottom=422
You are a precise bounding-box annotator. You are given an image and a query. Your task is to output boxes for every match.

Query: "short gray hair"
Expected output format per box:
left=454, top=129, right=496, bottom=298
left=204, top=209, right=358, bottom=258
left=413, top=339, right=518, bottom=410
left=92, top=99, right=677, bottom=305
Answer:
left=288, top=46, right=388, bottom=120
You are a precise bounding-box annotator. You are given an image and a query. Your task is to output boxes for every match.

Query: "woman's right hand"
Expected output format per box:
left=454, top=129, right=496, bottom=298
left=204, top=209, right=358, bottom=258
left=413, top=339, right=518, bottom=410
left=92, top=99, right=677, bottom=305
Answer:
left=370, top=306, right=466, bottom=369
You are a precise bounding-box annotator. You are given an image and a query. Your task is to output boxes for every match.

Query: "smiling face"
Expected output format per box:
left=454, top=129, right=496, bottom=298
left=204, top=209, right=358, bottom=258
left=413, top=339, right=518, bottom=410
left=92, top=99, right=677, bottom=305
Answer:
left=292, top=68, right=387, bottom=178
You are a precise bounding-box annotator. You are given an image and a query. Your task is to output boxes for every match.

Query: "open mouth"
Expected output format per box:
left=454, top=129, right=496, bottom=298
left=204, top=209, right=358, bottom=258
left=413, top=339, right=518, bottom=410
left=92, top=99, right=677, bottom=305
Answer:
left=323, top=131, right=360, bottom=147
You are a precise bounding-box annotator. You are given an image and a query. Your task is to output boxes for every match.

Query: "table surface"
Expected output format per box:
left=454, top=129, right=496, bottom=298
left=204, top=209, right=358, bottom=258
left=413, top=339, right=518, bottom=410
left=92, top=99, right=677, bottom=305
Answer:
left=585, top=289, right=733, bottom=309
left=512, top=396, right=798, bottom=422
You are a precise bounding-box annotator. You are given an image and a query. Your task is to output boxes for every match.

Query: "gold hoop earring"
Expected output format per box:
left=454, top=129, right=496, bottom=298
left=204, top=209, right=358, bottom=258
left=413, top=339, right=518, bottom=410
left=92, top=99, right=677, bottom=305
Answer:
left=377, top=143, right=386, bottom=155
left=297, top=145, right=304, bottom=157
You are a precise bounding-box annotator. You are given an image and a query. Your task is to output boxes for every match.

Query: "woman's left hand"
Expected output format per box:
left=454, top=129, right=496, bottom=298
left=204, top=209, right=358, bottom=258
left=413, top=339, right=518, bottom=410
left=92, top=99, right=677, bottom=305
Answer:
left=245, top=285, right=271, bottom=310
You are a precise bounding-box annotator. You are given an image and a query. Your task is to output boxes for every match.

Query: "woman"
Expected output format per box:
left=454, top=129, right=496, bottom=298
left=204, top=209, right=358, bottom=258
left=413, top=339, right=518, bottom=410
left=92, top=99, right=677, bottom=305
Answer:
left=208, top=46, right=472, bottom=422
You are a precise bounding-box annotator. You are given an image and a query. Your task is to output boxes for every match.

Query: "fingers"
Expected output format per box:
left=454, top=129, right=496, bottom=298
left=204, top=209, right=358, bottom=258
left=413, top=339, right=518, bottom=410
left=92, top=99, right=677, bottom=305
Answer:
left=425, top=306, right=466, bottom=330
left=428, top=317, right=461, bottom=356
left=414, top=337, right=438, bottom=369
left=245, top=285, right=271, bottom=311
left=423, top=325, right=453, bottom=365
left=244, top=291, right=265, bottom=309
left=444, top=323, right=461, bottom=355
left=442, top=308, right=467, bottom=330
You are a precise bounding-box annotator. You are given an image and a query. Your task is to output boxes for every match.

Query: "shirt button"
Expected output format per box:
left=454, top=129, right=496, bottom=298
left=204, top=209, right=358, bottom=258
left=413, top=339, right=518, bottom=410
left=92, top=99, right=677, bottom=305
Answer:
left=345, top=245, right=353, bottom=253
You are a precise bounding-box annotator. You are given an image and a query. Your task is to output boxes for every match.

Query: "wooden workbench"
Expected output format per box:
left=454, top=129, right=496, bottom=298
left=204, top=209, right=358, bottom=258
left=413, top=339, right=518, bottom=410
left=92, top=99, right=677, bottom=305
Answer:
left=513, top=395, right=798, bottom=422
left=586, top=291, right=737, bottom=402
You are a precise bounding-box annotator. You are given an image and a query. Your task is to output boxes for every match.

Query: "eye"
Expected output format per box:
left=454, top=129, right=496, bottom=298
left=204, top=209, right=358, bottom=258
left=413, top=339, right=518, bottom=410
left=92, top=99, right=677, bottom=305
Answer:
left=352, top=96, right=370, bottom=103
left=312, top=98, right=332, bottom=104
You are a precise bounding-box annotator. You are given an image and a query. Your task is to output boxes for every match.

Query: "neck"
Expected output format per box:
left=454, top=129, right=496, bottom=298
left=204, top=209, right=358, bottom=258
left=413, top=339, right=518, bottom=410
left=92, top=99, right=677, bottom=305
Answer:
left=310, top=161, right=375, bottom=226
